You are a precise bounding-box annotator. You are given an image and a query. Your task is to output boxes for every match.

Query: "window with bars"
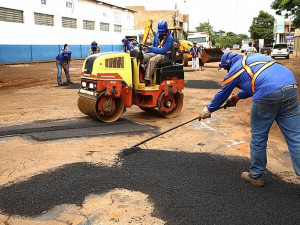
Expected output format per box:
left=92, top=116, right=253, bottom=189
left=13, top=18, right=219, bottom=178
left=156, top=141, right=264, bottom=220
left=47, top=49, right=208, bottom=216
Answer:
left=105, top=57, right=124, bottom=68
left=62, top=17, right=77, bottom=28
left=0, top=7, right=23, bottom=23
left=34, top=12, right=54, bottom=26
left=114, top=24, right=122, bottom=32
left=100, top=22, right=109, bottom=31
left=83, top=20, right=95, bottom=30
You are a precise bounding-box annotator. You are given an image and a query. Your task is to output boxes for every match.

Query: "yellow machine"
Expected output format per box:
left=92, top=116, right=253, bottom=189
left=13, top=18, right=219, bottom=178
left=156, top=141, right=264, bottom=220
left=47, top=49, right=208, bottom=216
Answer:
left=168, top=26, right=223, bottom=66
left=78, top=46, right=184, bottom=122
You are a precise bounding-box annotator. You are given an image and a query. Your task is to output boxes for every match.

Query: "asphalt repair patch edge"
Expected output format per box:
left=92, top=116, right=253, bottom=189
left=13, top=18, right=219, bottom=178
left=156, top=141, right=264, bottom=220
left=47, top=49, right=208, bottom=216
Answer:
left=0, top=118, right=158, bottom=141
left=0, top=150, right=299, bottom=224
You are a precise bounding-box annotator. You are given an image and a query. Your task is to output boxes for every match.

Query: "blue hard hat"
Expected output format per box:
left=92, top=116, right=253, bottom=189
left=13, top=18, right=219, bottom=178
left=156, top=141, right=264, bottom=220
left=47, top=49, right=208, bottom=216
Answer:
left=218, top=52, right=238, bottom=71
left=157, top=20, right=168, bottom=34
left=122, top=38, right=127, bottom=43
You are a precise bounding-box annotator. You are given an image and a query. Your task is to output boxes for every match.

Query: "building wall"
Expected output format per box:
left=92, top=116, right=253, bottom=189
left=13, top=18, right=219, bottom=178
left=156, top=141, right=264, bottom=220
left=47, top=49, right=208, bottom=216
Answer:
left=294, top=29, right=300, bottom=58
left=126, top=6, right=189, bottom=31
left=0, top=0, right=135, bottom=63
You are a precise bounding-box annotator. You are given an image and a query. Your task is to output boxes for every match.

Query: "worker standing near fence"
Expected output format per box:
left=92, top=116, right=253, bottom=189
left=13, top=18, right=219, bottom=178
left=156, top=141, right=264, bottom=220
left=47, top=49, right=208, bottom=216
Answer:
left=189, top=42, right=202, bottom=71
left=199, top=52, right=300, bottom=187
left=89, top=41, right=100, bottom=55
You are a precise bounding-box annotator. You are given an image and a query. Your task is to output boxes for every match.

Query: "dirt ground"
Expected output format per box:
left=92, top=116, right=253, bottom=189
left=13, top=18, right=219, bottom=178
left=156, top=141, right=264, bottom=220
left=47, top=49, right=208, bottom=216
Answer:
left=0, top=52, right=300, bottom=224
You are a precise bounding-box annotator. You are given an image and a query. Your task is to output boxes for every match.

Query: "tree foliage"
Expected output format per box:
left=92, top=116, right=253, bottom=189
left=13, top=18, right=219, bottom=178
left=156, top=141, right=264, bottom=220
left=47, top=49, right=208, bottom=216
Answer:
left=194, top=22, right=249, bottom=48
left=249, top=10, right=275, bottom=44
left=271, top=0, right=300, bottom=28
left=212, top=33, right=249, bottom=48
left=195, top=22, right=212, bottom=32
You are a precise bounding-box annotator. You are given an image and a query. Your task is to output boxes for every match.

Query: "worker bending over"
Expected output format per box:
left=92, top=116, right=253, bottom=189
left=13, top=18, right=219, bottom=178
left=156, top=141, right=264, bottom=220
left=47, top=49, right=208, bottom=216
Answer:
left=122, top=38, right=136, bottom=52
left=143, top=20, right=173, bottom=86
left=189, top=42, right=203, bottom=71
left=56, top=50, right=73, bottom=86
left=199, top=52, right=300, bottom=187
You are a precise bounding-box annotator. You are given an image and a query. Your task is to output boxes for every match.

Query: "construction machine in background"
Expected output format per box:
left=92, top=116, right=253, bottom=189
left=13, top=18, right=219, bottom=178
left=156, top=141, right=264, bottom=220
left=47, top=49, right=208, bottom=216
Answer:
left=140, top=20, right=223, bottom=67
left=168, top=27, right=223, bottom=66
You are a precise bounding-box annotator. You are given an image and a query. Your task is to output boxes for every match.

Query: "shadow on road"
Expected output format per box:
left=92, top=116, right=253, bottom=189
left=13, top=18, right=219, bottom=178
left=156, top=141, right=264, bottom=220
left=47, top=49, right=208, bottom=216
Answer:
left=0, top=150, right=299, bottom=224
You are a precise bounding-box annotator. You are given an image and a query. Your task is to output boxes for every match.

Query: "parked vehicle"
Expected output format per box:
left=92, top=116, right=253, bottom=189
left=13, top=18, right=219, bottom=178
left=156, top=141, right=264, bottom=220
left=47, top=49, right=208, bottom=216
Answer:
left=271, top=43, right=290, bottom=59
left=260, top=44, right=273, bottom=55
left=232, top=44, right=239, bottom=50
left=240, top=39, right=254, bottom=53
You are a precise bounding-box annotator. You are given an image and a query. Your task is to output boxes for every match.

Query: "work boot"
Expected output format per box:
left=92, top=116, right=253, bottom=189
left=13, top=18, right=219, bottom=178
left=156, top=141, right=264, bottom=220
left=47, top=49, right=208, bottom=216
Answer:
left=241, top=172, right=264, bottom=187
left=58, top=82, right=63, bottom=86
left=68, top=81, right=74, bottom=84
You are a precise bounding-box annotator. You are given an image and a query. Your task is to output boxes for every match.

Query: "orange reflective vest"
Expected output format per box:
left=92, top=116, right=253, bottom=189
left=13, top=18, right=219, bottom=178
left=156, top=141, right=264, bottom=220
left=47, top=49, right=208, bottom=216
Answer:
left=158, top=35, right=171, bottom=54
left=222, top=55, right=275, bottom=92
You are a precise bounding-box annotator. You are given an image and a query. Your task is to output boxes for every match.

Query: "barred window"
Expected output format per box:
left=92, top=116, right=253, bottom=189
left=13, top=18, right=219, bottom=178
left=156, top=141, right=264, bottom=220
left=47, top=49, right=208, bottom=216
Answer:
left=114, top=24, right=122, bottom=32
left=0, top=7, right=23, bottom=23
left=34, top=12, right=54, bottom=26
left=100, top=22, right=109, bottom=31
left=83, top=20, right=95, bottom=30
left=105, top=57, right=124, bottom=68
left=62, top=17, right=77, bottom=28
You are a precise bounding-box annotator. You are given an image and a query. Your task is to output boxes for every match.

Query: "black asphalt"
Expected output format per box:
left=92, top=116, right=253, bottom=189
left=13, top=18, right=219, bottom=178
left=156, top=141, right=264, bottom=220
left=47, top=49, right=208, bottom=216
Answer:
left=184, top=80, right=222, bottom=89
left=0, top=149, right=299, bottom=224
left=0, top=118, right=156, bottom=141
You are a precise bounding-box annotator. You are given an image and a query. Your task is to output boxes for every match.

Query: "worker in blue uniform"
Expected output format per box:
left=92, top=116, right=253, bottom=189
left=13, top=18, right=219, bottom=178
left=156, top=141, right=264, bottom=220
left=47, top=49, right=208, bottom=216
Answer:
left=56, top=50, right=72, bottom=85
left=246, top=42, right=257, bottom=55
left=189, top=42, right=203, bottom=71
left=142, top=20, right=173, bottom=86
left=122, top=38, right=136, bottom=52
left=199, top=52, right=300, bottom=186
left=89, top=41, right=100, bottom=55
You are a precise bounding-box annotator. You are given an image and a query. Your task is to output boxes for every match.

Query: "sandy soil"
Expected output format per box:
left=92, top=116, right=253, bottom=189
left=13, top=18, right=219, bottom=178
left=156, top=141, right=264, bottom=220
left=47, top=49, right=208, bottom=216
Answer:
left=0, top=53, right=299, bottom=224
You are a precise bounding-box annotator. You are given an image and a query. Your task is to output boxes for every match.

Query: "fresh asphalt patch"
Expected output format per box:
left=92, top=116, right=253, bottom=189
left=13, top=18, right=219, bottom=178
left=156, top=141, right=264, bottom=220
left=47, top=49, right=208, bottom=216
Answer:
left=0, top=150, right=299, bottom=224
left=65, top=83, right=81, bottom=89
left=184, top=80, right=222, bottom=89
left=0, top=118, right=156, bottom=141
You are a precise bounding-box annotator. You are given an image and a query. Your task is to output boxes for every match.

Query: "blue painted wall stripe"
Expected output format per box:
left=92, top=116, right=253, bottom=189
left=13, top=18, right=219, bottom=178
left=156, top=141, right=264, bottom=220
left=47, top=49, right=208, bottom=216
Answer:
left=0, top=44, right=124, bottom=63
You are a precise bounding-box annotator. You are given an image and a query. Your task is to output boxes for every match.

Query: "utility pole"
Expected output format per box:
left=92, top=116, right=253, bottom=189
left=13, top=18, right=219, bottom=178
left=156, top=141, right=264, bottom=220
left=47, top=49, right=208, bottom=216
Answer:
left=174, top=0, right=178, bottom=27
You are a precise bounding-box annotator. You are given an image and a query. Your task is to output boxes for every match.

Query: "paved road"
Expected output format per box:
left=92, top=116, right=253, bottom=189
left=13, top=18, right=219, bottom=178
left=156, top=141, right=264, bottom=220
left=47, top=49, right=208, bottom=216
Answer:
left=0, top=118, right=156, bottom=141
left=0, top=149, right=299, bottom=224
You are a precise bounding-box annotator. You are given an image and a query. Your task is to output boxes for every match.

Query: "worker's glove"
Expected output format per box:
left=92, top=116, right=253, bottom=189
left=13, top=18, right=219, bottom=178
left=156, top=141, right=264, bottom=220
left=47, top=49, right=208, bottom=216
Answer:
left=224, top=93, right=239, bottom=109
left=198, top=105, right=211, bottom=121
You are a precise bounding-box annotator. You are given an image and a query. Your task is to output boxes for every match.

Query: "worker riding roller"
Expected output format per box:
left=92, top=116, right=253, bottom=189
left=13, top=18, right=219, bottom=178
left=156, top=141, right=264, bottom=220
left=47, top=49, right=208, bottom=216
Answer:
left=77, top=20, right=184, bottom=122
left=143, top=20, right=173, bottom=86
left=199, top=52, right=300, bottom=187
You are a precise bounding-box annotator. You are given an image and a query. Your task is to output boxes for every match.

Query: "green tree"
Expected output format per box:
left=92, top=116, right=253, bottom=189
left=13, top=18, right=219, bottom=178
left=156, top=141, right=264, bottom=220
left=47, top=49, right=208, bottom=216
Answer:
left=249, top=10, right=275, bottom=44
left=195, top=22, right=212, bottom=32
left=271, top=0, right=300, bottom=28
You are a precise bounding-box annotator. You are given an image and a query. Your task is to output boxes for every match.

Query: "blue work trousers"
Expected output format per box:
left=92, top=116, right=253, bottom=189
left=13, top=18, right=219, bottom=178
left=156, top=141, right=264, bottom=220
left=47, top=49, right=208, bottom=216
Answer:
left=250, top=85, right=300, bottom=178
left=56, top=60, right=71, bottom=83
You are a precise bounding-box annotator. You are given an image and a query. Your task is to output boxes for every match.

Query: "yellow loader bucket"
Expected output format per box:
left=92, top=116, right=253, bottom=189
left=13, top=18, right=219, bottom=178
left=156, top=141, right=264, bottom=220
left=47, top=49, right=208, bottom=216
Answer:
left=201, top=48, right=224, bottom=63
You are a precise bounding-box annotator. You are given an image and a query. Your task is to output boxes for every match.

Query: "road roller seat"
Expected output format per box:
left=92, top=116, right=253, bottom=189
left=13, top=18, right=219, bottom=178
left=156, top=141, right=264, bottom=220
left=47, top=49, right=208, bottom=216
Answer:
left=157, top=42, right=179, bottom=68
left=155, top=42, right=183, bottom=84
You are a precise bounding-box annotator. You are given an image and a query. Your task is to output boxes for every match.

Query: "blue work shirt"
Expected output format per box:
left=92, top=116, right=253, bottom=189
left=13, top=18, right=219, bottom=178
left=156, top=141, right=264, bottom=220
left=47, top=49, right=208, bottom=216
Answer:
left=208, top=53, right=297, bottom=112
left=145, top=31, right=173, bottom=59
left=189, top=46, right=202, bottom=58
left=56, top=51, right=69, bottom=65
left=125, top=41, right=136, bottom=51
